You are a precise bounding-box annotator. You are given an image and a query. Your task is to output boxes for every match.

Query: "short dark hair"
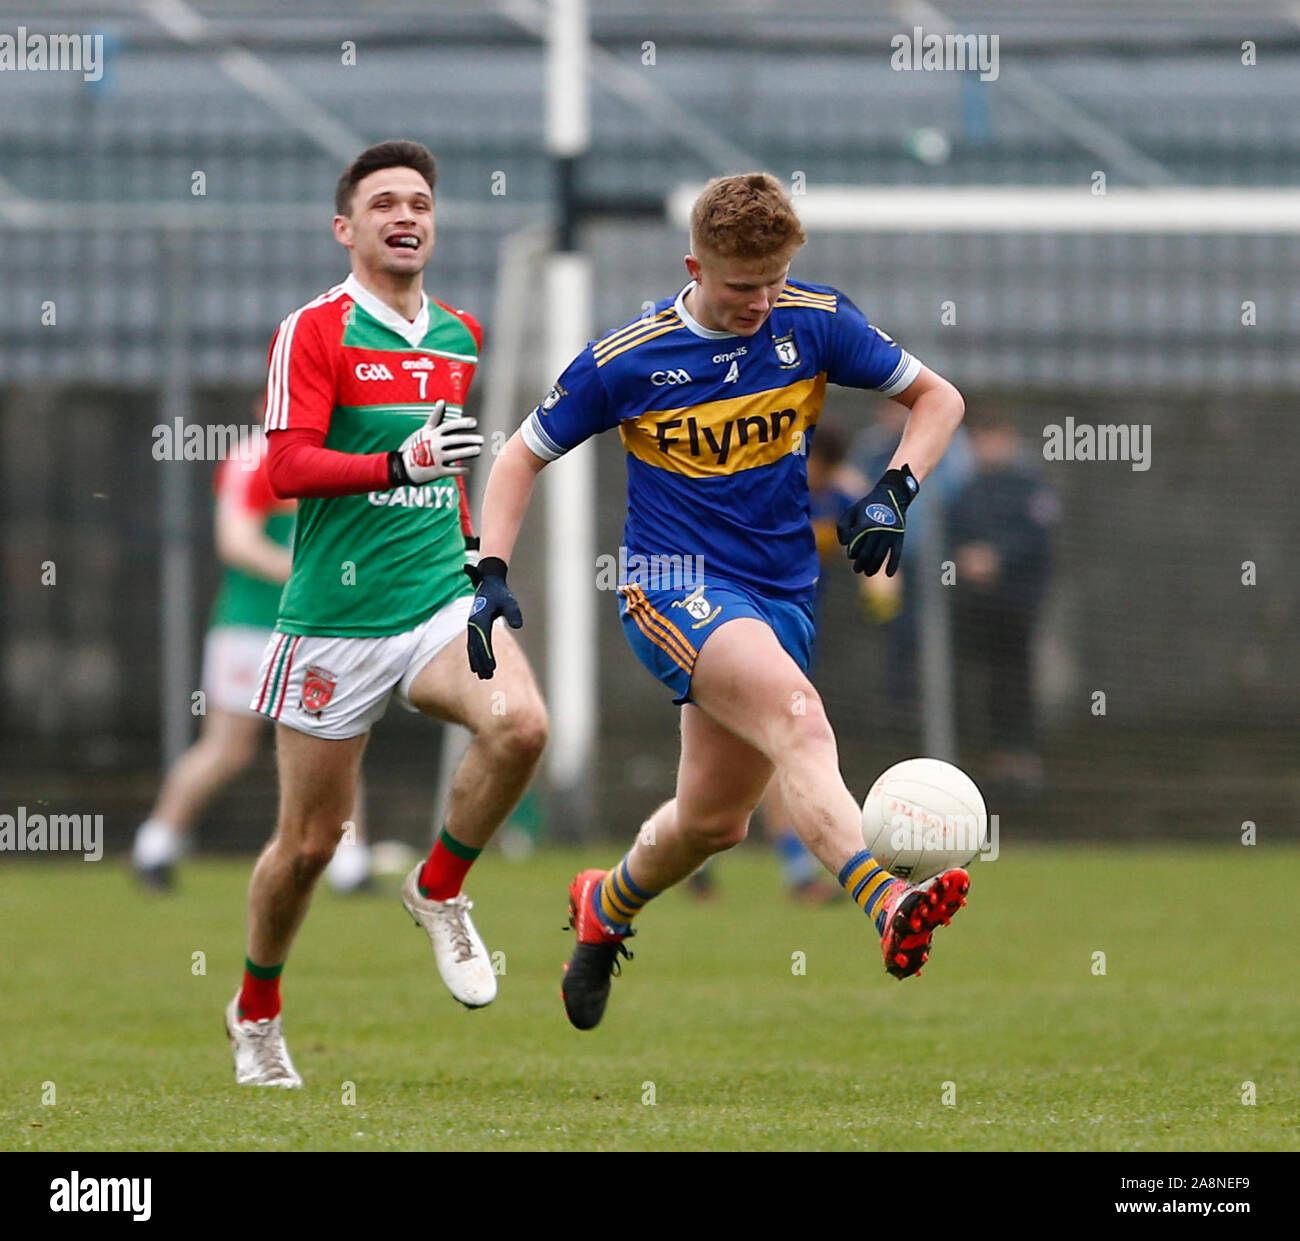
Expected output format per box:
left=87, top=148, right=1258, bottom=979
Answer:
left=335, top=140, right=437, bottom=216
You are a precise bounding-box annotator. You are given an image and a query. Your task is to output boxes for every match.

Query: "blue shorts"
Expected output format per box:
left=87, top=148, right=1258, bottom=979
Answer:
left=619, top=578, right=816, bottom=704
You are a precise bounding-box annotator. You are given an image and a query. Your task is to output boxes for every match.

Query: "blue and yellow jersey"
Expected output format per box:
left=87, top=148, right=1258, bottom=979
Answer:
left=521, top=278, right=921, bottom=602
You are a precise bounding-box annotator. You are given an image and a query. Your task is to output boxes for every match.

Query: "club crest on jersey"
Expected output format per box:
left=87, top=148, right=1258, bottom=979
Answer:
left=300, top=665, right=338, bottom=714
left=773, top=333, right=800, bottom=368
left=672, top=585, right=722, bottom=630
left=539, top=382, right=567, bottom=414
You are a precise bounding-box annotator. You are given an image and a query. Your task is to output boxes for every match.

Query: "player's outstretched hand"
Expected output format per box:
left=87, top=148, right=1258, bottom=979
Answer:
left=836, top=464, right=919, bottom=577
left=389, top=400, right=484, bottom=486
left=465, top=557, right=523, bottom=680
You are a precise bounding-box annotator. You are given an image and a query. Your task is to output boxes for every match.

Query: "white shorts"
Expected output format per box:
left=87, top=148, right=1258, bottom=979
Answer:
left=250, top=595, right=474, bottom=740
left=203, top=625, right=276, bottom=717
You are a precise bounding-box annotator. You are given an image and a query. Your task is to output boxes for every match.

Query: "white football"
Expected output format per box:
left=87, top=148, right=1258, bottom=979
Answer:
left=861, top=758, right=988, bottom=883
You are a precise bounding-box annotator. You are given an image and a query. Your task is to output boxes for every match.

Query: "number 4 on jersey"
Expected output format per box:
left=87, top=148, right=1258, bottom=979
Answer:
left=724, top=360, right=740, bottom=383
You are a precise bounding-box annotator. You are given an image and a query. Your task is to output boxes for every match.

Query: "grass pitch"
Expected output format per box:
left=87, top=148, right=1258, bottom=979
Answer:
left=2, top=846, right=1297, bottom=1152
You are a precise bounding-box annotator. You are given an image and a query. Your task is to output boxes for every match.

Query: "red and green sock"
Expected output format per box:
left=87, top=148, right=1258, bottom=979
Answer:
left=237, top=957, right=283, bottom=1022
left=418, top=827, right=482, bottom=900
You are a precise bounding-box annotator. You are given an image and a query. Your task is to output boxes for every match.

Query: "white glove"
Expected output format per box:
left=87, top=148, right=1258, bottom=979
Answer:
left=390, top=400, right=483, bottom=484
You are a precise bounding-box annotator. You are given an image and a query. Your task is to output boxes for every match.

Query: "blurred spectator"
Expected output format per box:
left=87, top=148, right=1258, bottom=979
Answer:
left=947, top=410, right=1059, bottom=795
left=850, top=401, right=975, bottom=722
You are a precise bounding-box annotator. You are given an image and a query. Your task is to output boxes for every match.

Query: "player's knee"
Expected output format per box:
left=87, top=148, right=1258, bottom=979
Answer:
left=771, top=697, right=836, bottom=762
left=687, top=813, right=750, bottom=853
left=484, top=700, right=549, bottom=768
left=278, top=818, right=347, bottom=883
left=294, top=833, right=342, bottom=882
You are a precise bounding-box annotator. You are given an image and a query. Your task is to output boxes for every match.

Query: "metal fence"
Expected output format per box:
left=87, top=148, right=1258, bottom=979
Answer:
left=2, top=6, right=1297, bottom=851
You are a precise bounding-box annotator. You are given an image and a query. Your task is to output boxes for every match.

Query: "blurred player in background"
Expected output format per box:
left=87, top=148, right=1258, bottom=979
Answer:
left=948, top=410, right=1058, bottom=797
left=469, top=172, right=971, bottom=1031
left=851, top=401, right=974, bottom=727
left=225, top=141, right=547, bottom=1087
left=131, top=421, right=370, bottom=893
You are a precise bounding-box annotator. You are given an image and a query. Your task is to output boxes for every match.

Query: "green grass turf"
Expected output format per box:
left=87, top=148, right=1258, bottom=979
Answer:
left=1, top=846, right=1297, bottom=1152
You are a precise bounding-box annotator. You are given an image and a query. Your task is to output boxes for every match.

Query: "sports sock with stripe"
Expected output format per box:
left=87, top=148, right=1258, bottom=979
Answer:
left=594, top=856, right=658, bottom=936
left=418, top=827, right=482, bottom=900
left=238, top=958, right=283, bottom=1021
left=837, top=849, right=904, bottom=934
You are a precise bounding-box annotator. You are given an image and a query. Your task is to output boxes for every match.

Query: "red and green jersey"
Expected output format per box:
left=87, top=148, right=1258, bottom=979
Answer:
left=264, top=273, right=482, bottom=637
left=208, top=442, right=296, bottom=630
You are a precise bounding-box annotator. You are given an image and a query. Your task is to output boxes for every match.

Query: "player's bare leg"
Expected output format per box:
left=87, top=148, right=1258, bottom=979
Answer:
left=246, top=727, right=368, bottom=966
left=688, top=617, right=969, bottom=978
left=399, top=625, right=548, bottom=1007
left=563, top=674, right=775, bottom=1029
left=622, top=706, right=773, bottom=891
left=228, top=726, right=367, bottom=1085
left=325, top=774, right=371, bottom=893
left=688, top=619, right=865, bottom=872
left=406, top=625, right=548, bottom=850
left=133, top=708, right=262, bottom=887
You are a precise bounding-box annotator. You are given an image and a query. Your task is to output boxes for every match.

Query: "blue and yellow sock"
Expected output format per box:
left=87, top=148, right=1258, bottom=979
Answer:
left=595, top=857, right=656, bottom=936
left=838, top=849, right=901, bottom=934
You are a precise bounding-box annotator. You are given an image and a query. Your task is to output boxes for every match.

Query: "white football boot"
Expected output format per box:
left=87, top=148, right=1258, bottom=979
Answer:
left=225, top=997, right=303, bottom=1088
left=401, top=863, right=497, bottom=1009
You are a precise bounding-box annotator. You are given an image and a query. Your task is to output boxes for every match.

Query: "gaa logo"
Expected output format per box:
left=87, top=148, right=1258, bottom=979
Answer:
left=865, top=503, right=897, bottom=525
left=651, top=369, right=692, bottom=386
left=354, top=362, right=395, bottom=381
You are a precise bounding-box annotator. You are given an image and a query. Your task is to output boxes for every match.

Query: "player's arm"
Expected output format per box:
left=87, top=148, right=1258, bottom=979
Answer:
left=883, top=365, right=965, bottom=485
left=464, top=432, right=547, bottom=679
left=215, top=502, right=293, bottom=584
left=479, top=430, right=549, bottom=565
left=825, top=298, right=965, bottom=576
left=211, top=452, right=293, bottom=583
left=262, top=314, right=480, bottom=499
left=466, top=349, right=612, bottom=678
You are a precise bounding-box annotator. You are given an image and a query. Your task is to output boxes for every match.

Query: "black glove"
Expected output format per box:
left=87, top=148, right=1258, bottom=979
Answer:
left=836, top=464, right=919, bottom=577
left=465, top=557, right=523, bottom=680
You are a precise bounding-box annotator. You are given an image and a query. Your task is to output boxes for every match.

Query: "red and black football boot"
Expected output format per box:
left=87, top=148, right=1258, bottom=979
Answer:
left=562, top=869, right=633, bottom=1030
left=879, top=868, right=970, bottom=979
